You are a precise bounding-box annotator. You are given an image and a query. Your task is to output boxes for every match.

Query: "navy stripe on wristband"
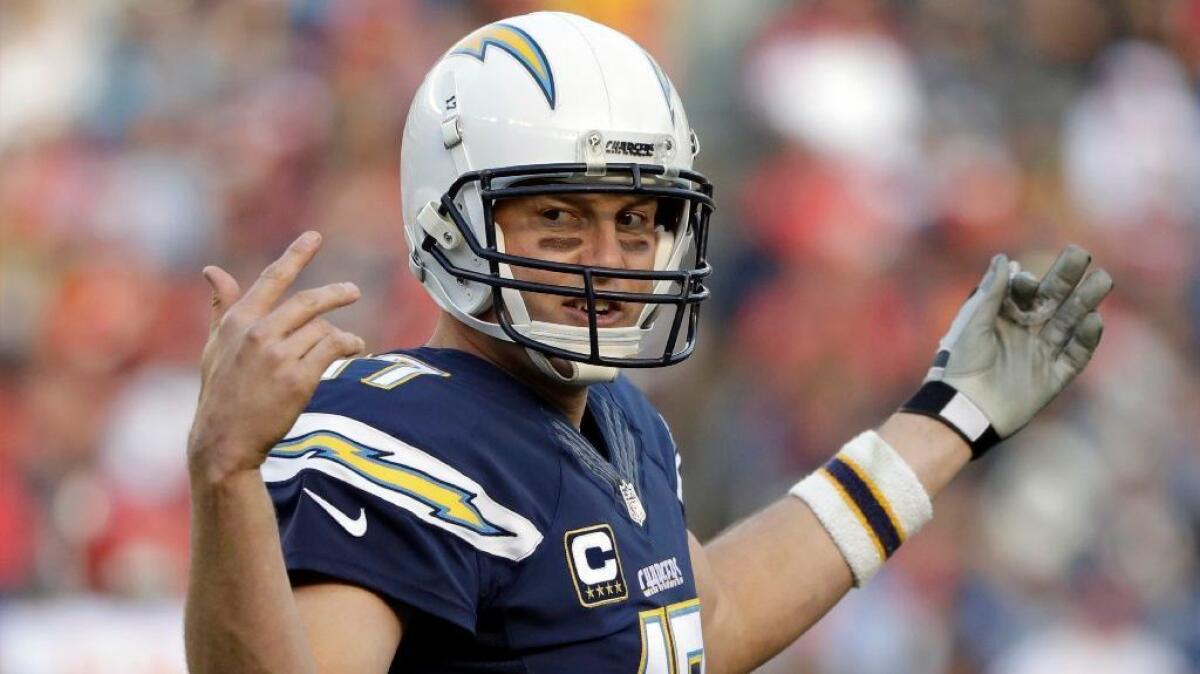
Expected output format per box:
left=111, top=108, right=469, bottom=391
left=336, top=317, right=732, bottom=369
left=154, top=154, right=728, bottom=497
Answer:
left=901, top=381, right=1002, bottom=460
left=823, top=457, right=903, bottom=559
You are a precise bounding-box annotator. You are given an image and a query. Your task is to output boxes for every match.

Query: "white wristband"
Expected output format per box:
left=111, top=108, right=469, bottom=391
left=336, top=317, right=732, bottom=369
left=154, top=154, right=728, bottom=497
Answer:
left=789, top=430, right=933, bottom=585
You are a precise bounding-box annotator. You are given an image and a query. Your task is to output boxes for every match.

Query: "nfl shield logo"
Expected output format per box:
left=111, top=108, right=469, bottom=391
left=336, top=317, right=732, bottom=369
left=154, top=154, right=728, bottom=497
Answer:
left=620, top=481, right=646, bottom=526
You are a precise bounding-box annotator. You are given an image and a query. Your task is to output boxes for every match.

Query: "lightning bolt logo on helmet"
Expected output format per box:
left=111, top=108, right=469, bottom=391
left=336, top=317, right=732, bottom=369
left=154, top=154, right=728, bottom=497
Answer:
left=449, top=23, right=556, bottom=109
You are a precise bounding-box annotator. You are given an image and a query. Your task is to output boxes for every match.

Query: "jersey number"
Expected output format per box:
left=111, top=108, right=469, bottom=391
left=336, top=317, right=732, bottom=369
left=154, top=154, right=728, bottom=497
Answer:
left=638, top=598, right=704, bottom=674
left=322, top=354, right=449, bottom=389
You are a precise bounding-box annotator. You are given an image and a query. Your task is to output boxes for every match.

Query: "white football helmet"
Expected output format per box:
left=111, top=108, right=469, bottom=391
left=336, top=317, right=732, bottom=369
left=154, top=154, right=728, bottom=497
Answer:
left=401, top=12, right=714, bottom=385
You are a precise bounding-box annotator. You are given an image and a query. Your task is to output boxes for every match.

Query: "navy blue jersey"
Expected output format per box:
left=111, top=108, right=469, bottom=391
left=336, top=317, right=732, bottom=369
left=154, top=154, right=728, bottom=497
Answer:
left=263, top=347, right=704, bottom=673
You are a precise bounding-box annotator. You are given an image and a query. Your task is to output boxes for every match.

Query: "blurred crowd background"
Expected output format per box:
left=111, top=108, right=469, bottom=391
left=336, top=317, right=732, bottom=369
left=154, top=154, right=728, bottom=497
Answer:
left=2, top=0, right=1200, bottom=671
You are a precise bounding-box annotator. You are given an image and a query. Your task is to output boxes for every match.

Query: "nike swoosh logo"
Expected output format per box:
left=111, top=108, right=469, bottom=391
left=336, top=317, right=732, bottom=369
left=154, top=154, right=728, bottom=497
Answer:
left=303, top=488, right=367, bottom=537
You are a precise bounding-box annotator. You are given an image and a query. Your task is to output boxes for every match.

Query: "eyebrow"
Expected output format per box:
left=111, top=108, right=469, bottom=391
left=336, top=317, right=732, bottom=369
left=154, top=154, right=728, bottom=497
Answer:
left=540, top=193, right=656, bottom=211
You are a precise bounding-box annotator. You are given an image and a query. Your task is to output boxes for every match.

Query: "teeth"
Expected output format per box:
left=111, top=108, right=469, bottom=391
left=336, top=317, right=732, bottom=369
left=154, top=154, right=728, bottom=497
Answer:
left=566, top=300, right=615, bottom=313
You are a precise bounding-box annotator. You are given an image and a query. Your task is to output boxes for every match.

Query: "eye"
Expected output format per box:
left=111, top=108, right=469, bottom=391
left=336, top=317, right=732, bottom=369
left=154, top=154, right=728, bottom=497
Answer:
left=540, top=207, right=580, bottom=224
left=617, top=211, right=648, bottom=229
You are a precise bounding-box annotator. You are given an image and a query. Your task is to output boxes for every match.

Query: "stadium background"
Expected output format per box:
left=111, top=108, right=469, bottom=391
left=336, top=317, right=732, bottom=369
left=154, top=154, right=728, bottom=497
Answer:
left=2, top=0, right=1199, bottom=671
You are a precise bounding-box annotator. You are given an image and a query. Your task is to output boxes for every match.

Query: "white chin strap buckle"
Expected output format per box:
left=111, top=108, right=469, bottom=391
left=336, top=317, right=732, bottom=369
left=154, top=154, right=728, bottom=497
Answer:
left=525, top=348, right=619, bottom=386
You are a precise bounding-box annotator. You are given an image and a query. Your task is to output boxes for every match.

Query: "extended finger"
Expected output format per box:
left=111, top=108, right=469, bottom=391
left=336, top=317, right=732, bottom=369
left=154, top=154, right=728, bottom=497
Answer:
left=1034, top=244, right=1091, bottom=313
left=937, top=254, right=1008, bottom=357
left=242, top=231, right=323, bottom=313
left=299, top=330, right=365, bottom=380
left=1055, top=312, right=1103, bottom=379
left=203, top=265, right=242, bottom=334
left=1041, top=268, right=1113, bottom=352
left=261, top=282, right=361, bottom=337
left=969, top=253, right=1011, bottom=325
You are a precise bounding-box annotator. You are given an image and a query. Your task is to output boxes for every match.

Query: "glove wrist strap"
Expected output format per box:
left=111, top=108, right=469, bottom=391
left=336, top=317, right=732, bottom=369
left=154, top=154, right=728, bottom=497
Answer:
left=900, top=381, right=1001, bottom=460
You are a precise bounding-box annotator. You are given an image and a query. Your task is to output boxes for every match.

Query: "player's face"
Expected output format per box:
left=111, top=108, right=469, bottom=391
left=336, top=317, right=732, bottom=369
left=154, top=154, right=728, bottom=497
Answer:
left=493, top=193, right=660, bottom=329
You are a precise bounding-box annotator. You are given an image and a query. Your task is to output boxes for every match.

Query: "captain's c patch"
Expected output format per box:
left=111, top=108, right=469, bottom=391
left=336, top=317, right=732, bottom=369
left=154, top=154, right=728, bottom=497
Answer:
left=564, top=524, right=628, bottom=608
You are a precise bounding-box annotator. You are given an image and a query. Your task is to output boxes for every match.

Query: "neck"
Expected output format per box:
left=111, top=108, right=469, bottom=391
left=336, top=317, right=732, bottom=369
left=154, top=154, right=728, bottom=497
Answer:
left=426, top=313, right=589, bottom=428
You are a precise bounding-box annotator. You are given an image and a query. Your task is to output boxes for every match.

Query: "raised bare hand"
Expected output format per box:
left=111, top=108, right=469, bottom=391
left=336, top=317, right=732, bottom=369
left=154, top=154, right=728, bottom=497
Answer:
left=187, top=231, right=365, bottom=483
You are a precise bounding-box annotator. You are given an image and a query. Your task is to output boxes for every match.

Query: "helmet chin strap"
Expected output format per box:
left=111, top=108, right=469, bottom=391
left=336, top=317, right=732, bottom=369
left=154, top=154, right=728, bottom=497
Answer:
left=524, top=349, right=619, bottom=386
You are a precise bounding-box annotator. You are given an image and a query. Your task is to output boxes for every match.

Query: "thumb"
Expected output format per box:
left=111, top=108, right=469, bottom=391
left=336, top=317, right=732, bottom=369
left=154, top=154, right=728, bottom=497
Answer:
left=972, top=254, right=1010, bottom=322
left=203, top=265, right=242, bottom=333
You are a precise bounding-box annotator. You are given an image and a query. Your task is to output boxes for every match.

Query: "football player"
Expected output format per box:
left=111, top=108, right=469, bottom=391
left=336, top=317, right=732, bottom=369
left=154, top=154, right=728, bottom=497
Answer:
left=184, top=12, right=1112, bottom=674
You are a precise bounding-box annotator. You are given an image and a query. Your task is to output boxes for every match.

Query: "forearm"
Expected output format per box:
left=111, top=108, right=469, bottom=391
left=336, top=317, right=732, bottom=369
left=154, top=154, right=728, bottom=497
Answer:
left=699, top=497, right=849, bottom=673
left=700, top=413, right=969, bottom=673
left=185, top=464, right=316, bottom=674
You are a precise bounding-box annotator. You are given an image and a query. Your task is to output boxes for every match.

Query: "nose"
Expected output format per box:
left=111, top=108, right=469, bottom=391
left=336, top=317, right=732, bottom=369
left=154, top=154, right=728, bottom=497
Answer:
left=581, top=221, right=625, bottom=283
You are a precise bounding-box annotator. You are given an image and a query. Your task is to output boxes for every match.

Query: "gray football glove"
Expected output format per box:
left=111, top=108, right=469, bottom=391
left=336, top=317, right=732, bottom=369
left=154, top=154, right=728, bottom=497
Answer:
left=902, top=245, right=1113, bottom=458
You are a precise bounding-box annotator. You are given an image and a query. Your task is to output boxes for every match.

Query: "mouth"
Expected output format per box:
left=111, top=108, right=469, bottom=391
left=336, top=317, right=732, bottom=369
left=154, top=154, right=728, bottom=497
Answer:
left=561, top=298, right=627, bottom=327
